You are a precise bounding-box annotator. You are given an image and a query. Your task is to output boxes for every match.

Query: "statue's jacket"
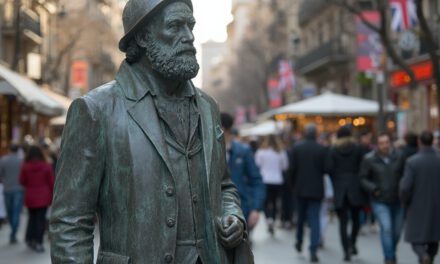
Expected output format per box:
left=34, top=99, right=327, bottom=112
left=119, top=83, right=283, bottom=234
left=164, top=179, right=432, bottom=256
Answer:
left=49, top=61, right=245, bottom=264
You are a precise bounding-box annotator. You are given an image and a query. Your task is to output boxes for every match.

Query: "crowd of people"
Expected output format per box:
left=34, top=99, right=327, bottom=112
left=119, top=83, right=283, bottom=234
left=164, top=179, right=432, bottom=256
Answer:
left=0, top=138, right=57, bottom=253
left=221, top=112, right=440, bottom=264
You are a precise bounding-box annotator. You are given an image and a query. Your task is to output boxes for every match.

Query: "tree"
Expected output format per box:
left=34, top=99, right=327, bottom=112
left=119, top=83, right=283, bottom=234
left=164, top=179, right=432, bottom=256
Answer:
left=220, top=0, right=288, bottom=113
left=333, top=0, right=440, bottom=130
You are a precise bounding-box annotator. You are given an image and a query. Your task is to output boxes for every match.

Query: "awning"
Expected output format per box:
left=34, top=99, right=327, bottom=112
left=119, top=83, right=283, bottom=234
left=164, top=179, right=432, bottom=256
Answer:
left=0, top=63, right=64, bottom=116
left=239, top=121, right=285, bottom=137
left=271, top=92, right=396, bottom=117
left=41, top=88, right=72, bottom=126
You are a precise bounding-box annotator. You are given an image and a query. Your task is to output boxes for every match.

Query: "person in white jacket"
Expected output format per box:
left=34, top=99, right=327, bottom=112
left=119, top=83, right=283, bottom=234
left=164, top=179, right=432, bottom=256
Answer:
left=255, top=135, right=288, bottom=235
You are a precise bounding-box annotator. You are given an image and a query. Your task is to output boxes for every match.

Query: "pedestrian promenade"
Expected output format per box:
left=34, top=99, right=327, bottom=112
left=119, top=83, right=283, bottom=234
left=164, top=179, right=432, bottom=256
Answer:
left=0, top=214, right=438, bottom=263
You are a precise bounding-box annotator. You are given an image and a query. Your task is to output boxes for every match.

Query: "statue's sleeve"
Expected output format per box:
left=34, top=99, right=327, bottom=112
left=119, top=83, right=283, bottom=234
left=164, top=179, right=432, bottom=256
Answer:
left=50, top=97, right=105, bottom=264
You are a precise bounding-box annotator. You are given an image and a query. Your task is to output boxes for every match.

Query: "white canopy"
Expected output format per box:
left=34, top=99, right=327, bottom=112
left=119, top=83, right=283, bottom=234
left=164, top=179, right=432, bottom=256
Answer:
left=0, top=63, right=64, bottom=116
left=273, top=92, right=396, bottom=116
left=240, top=121, right=284, bottom=137
left=41, top=88, right=73, bottom=126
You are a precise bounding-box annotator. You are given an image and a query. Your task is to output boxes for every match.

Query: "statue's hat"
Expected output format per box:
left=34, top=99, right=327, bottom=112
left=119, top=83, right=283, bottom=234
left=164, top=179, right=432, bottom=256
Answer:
left=119, top=0, right=193, bottom=52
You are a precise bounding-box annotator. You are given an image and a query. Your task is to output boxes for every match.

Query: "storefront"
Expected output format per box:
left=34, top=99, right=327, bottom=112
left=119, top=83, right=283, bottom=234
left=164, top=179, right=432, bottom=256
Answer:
left=0, top=65, right=63, bottom=155
left=390, top=59, right=439, bottom=132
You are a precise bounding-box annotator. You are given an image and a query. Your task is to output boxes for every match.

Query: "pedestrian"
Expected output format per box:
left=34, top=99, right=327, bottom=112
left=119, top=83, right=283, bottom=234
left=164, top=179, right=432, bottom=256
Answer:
left=400, top=131, right=440, bottom=264
left=327, top=126, right=367, bottom=261
left=289, top=123, right=327, bottom=262
left=20, top=146, right=55, bottom=252
left=221, top=113, right=266, bottom=233
left=400, top=132, right=418, bottom=163
left=360, top=133, right=404, bottom=264
left=0, top=144, right=24, bottom=244
left=255, top=135, right=288, bottom=236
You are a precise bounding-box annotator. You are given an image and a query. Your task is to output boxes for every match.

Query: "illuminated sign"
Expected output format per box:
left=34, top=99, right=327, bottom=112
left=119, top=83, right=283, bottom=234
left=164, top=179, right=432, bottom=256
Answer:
left=390, top=60, right=433, bottom=88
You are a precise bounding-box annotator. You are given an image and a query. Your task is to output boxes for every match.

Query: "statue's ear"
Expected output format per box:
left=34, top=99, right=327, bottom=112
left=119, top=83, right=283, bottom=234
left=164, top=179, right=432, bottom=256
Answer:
left=135, top=31, right=149, bottom=48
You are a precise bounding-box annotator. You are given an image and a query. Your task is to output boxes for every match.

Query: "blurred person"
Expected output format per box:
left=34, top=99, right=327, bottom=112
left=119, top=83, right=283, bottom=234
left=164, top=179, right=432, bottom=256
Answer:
left=20, top=146, right=55, bottom=252
left=221, top=113, right=265, bottom=232
left=400, top=132, right=418, bottom=163
left=255, top=135, right=288, bottom=236
left=360, top=133, right=404, bottom=264
left=400, top=131, right=440, bottom=264
left=0, top=144, right=24, bottom=244
left=327, top=126, right=367, bottom=261
left=359, top=130, right=374, bottom=156
left=318, top=132, right=334, bottom=249
left=289, top=123, right=327, bottom=262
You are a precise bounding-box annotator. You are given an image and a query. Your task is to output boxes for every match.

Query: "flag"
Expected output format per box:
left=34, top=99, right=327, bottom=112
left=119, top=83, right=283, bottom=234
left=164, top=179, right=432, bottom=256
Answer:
left=268, top=79, right=282, bottom=109
left=278, top=60, right=295, bottom=92
left=390, top=0, right=417, bottom=32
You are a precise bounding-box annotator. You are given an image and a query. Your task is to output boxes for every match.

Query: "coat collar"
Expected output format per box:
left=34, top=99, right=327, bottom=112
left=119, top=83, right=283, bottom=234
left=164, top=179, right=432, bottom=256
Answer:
left=116, top=60, right=213, bottom=182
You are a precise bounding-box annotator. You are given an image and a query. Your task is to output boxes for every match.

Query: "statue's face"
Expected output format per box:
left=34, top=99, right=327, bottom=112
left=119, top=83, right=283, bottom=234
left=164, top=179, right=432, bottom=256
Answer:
left=142, top=2, right=199, bottom=81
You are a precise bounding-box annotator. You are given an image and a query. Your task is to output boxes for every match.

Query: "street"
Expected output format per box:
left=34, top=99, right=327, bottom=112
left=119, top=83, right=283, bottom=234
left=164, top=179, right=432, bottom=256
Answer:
left=0, top=213, right=438, bottom=264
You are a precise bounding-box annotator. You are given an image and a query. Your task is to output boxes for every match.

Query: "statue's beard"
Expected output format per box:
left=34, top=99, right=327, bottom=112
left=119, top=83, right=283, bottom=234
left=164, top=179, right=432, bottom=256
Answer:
left=145, top=37, right=199, bottom=81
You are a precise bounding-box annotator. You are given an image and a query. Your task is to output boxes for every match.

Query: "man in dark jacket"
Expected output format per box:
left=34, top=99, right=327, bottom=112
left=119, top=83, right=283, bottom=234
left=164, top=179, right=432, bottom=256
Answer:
left=290, top=123, right=326, bottom=262
left=221, top=113, right=266, bottom=231
left=360, top=133, right=404, bottom=264
left=327, top=126, right=367, bottom=261
left=400, top=131, right=440, bottom=264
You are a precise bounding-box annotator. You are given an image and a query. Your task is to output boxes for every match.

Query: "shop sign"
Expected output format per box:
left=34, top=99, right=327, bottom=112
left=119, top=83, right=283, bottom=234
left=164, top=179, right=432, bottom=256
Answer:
left=390, top=60, right=433, bottom=88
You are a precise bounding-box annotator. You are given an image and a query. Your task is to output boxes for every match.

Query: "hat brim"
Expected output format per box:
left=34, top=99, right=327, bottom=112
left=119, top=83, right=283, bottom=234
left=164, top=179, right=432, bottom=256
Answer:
left=119, top=0, right=193, bottom=52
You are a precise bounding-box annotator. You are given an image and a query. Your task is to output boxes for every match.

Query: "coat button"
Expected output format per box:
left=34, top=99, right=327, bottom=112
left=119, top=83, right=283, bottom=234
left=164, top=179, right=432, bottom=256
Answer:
left=166, top=187, right=175, bottom=197
left=164, top=253, right=173, bottom=263
left=167, top=217, right=176, bottom=227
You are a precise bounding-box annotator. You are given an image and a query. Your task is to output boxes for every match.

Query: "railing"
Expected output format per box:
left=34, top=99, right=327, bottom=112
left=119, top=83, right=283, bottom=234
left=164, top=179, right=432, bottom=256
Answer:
left=296, top=39, right=349, bottom=74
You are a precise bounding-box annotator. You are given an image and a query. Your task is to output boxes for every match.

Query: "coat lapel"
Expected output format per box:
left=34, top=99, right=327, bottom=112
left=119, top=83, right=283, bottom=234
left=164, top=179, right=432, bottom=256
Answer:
left=127, top=95, right=174, bottom=177
left=196, top=89, right=214, bottom=184
left=116, top=61, right=174, bottom=177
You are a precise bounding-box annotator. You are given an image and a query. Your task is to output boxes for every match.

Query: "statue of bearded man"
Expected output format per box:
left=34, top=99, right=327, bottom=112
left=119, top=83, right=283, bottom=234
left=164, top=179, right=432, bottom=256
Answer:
left=49, top=0, right=252, bottom=263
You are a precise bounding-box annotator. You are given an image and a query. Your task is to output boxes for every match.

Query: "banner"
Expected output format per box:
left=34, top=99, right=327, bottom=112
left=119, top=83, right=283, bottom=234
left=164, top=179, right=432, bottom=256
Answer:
left=268, top=79, right=282, bottom=109
left=71, top=61, right=89, bottom=89
left=278, top=60, right=295, bottom=92
left=356, top=12, right=383, bottom=72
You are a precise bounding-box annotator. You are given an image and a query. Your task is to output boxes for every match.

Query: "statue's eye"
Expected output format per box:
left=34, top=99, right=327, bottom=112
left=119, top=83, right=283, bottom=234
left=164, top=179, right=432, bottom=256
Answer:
left=188, top=22, right=195, bottom=30
left=167, top=22, right=179, bottom=30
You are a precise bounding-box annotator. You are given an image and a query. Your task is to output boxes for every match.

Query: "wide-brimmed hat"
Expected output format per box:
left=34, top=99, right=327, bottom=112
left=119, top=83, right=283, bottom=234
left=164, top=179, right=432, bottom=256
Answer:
left=119, top=0, right=193, bottom=52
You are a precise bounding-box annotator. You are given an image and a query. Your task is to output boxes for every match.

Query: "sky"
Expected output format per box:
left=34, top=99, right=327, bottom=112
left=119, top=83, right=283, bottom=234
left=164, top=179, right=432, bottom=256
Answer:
left=192, top=0, right=232, bottom=86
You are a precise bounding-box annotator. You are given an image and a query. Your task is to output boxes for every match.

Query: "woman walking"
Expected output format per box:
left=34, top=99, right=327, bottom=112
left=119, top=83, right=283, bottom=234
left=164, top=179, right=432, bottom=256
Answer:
left=327, top=126, right=367, bottom=261
left=256, top=135, right=288, bottom=235
left=20, top=146, right=55, bottom=252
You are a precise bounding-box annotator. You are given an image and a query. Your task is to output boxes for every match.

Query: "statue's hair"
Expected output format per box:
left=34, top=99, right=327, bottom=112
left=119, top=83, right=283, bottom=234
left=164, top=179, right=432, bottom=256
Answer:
left=125, top=30, right=147, bottom=64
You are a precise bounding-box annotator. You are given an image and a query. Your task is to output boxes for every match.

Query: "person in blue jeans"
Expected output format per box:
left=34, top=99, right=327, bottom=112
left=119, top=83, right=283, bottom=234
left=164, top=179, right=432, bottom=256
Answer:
left=360, top=133, right=405, bottom=264
left=0, top=144, right=24, bottom=244
left=221, top=113, right=266, bottom=232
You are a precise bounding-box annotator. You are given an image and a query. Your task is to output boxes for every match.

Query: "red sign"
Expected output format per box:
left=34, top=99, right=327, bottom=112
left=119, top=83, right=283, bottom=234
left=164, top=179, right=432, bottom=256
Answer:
left=268, top=79, right=282, bottom=108
left=71, top=61, right=89, bottom=89
left=390, top=61, right=433, bottom=88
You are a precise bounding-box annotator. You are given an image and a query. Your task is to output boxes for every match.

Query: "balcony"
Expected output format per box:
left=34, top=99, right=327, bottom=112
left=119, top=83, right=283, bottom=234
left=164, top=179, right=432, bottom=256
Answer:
left=2, top=8, right=42, bottom=43
left=296, top=39, right=350, bottom=75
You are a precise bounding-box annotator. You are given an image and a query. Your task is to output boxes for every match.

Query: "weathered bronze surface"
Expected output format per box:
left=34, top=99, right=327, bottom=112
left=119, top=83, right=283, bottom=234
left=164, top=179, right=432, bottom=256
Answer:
left=49, top=0, right=252, bottom=263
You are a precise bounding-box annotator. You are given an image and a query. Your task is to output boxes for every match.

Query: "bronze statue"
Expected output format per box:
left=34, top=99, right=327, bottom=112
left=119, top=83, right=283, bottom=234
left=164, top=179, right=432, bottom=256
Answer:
left=49, top=0, right=253, bottom=263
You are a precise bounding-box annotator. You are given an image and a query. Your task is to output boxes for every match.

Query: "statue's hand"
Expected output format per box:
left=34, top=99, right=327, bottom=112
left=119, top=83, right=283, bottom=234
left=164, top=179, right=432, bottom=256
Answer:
left=216, top=215, right=244, bottom=249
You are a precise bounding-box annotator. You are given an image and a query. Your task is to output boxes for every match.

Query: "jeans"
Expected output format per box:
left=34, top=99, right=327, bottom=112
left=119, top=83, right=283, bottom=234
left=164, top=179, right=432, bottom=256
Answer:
left=264, top=184, right=282, bottom=221
left=372, top=202, right=404, bottom=261
left=296, top=197, right=321, bottom=255
left=25, top=207, right=47, bottom=244
left=4, top=190, right=23, bottom=241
